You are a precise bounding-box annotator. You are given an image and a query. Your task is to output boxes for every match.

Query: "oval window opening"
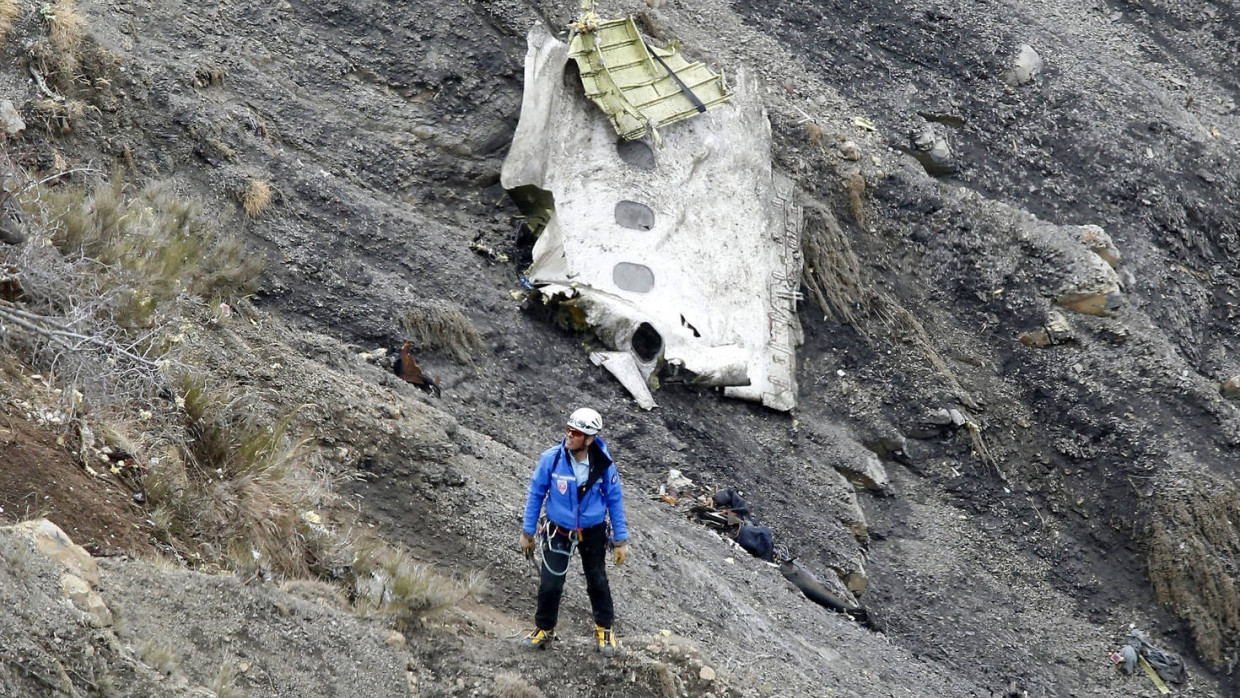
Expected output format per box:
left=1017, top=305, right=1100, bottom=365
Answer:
left=613, top=262, right=655, bottom=293
left=631, top=322, right=663, bottom=363
left=615, top=201, right=655, bottom=231
left=616, top=139, right=655, bottom=170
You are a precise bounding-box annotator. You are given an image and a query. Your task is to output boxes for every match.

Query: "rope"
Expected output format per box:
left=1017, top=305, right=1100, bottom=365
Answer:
left=539, top=521, right=579, bottom=577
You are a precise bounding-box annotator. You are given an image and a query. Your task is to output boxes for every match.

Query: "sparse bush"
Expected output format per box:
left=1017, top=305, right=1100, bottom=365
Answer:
left=349, top=539, right=487, bottom=625
left=494, top=672, right=544, bottom=698
left=0, top=169, right=264, bottom=414
left=241, top=178, right=271, bottom=218
left=31, top=98, right=93, bottom=134
left=1147, top=467, right=1240, bottom=666
left=210, top=662, right=246, bottom=698
left=144, top=374, right=349, bottom=581
left=400, top=299, right=481, bottom=364
left=805, top=121, right=823, bottom=148
left=27, top=176, right=264, bottom=332
left=138, top=639, right=181, bottom=677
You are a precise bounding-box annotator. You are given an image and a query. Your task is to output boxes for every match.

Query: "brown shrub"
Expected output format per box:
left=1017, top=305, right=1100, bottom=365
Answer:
left=805, top=121, right=823, bottom=148
left=144, top=374, right=349, bottom=580
left=241, top=178, right=271, bottom=218
left=1146, top=467, right=1240, bottom=666
left=0, top=0, right=20, bottom=47
left=401, top=298, right=482, bottom=364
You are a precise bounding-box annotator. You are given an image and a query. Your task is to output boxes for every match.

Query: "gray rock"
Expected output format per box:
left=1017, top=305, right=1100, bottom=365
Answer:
left=1078, top=224, right=1120, bottom=268
left=910, top=123, right=956, bottom=175
left=1221, top=376, right=1240, bottom=399
left=0, top=100, right=24, bottom=139
left=1002, top=44, right=1043, bottom=86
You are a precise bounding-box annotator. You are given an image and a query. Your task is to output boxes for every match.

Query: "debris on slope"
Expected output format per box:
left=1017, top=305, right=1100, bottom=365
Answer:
left=504, top=23, right=802, bottom=411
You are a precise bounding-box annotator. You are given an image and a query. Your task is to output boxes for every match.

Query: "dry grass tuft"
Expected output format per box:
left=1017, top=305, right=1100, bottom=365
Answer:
left=31, top=177, right=264, bottom=326
left=800, top=199, right=867, bottom=327
left=349, top=539, right=488, bottom=626
left=46, top=0, right=84, bottom=56
left=209, top=662, right=244, bottom=698
left=846, top=172, right=866, bottom=228
left=279, top=578, right=350, bottom=610
left=647, top=661, right=678, bottom=698
left=144, top=374, right=349, bottom=581
left=494, top=672, right=545, bottom=698
left=1147, top=467, right=1240, bottom=666
left=400, top=298, right=481, bottom=364
left=138, top=639, right=181, bottom=677
left=38, top=0, right=85, bottom=85
left=31, top=98, right=93, bottom=134
left=241, top=178, right=271, bottom=218
left=193, top=63, right=227, bottom=88
left=805, top=121, right=823, bottom=148
left=0, top=0, right=20, bottom=47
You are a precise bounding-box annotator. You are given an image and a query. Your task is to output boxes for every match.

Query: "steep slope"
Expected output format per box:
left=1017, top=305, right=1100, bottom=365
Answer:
left=1, top=0, right=1238, bottom=695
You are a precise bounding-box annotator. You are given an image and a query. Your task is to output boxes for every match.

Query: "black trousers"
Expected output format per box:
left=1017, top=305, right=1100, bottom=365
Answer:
left=535, top=522, right=613, bottom=630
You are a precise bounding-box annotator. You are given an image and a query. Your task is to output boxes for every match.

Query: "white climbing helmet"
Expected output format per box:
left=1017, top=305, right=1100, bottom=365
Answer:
left=567, top=407, right=603, bottom=436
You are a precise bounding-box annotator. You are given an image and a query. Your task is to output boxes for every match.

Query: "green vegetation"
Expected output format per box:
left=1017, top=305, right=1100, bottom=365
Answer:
left=145, top=374, right=347, bottom=581
left=349, top=540, right=488, bottom=627
left=34, top=177, right=263, bottom=328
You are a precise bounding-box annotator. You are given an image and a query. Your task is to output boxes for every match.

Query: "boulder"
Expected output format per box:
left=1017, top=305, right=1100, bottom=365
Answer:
left=1056, top=252, right=1123, bottom=316
left=9, top=518, right=100, bottom=586
left=62, top=573, right=113, bottom=627
left=1002, top=44, right=1043, bottom=86
left=0, top=100, right=24, bottom=139
left=1019, top=310, right=1074, bottom=348
left=1078, top=224, right=1121, bottom=268
left=833, top=450, right=890, bottom=492
left=1221, top=376, right=1240, bottom=399
left=910, top=122, right=956, bottom=176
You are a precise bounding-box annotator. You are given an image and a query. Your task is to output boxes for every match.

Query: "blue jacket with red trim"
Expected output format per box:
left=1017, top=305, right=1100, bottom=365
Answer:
left=522, top=436, right=628, bottom=542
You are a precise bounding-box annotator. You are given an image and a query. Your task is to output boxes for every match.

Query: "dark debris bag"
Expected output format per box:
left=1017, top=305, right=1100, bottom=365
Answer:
left=736, top=524, right=774, bottom=561
left=712, top=488, right=751, bottom=520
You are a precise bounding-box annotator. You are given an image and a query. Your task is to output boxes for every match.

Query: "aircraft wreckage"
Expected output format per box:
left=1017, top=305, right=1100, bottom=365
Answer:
left=502, top=3, right=803, bottom=411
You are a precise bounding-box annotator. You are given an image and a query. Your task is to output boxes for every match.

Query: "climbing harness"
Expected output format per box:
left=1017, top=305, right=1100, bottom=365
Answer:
left=537, top=518, right=580, bottom=577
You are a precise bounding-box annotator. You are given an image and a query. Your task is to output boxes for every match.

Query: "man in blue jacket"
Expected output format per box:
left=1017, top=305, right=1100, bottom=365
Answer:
left=519, top=407, right=629, bottom=655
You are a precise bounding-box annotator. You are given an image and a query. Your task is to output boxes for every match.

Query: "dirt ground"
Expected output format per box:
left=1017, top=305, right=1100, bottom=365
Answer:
left=0, top=369, right=153, bottom=557
left=1, top=0, right=1239, bottom=695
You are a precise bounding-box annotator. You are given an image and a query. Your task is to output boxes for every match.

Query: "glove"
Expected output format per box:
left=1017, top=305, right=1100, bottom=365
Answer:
left=613, top=541, right=628, bottom=565
left=520, top=532, right=535, bottom=559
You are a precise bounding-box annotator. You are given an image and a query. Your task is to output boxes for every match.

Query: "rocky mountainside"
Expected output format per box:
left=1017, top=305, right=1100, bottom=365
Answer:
left=1, top=0, right=1238, bottom=696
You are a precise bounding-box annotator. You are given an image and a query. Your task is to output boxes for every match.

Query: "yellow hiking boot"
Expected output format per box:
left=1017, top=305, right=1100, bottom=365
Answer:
left=520, top=627, right=555, bottom=650
left=595, top=624, right=617, bottom=656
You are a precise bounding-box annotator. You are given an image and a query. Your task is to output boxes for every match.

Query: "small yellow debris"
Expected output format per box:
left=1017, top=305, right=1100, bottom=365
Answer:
left=301, top=511, right=322, bottom=525
left=852, top=116, right=877, bottom=132
left=659, top=629, right=672, bottom=637
left=139, top=410, right=153, bottom=420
